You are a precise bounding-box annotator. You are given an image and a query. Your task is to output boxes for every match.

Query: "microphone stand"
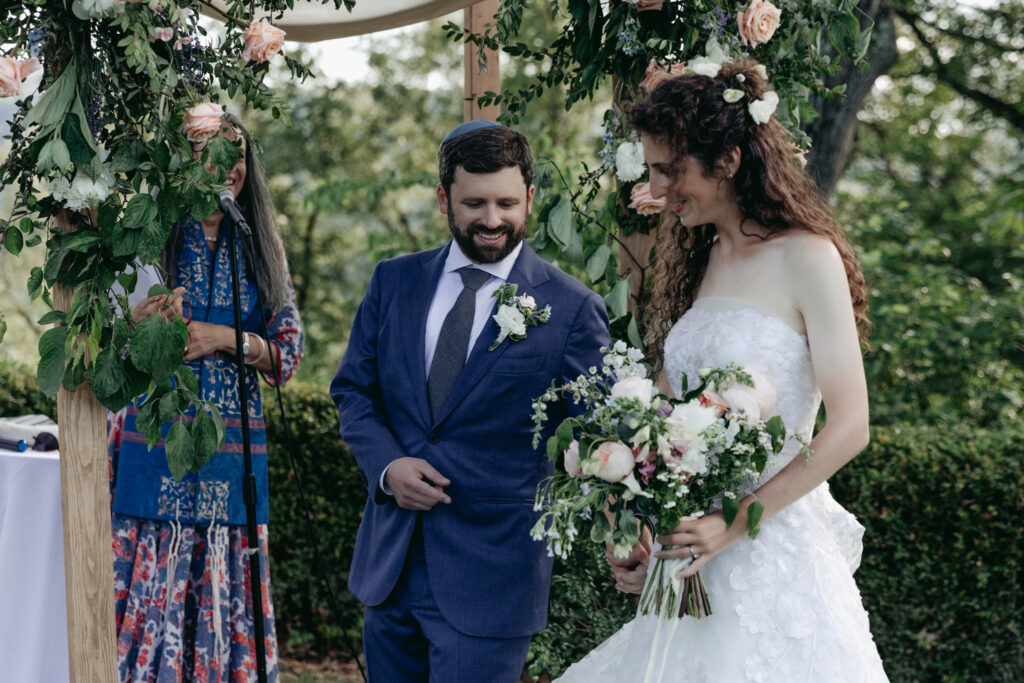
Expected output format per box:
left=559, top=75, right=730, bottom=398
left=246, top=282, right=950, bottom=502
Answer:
left=222, top=204, right=269, bottom=683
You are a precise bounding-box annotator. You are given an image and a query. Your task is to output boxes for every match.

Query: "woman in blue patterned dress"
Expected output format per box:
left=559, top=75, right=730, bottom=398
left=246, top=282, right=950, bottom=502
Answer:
left=108, top=113, right=303, bottom=682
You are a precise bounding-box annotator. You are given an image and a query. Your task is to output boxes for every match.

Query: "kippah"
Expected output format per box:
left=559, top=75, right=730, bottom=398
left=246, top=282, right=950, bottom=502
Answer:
left=441, top=119, right=505, bottom=146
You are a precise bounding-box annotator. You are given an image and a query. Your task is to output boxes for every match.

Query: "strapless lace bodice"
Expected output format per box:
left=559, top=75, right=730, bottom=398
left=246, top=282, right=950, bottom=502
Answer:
left=663, top=297, right=821, bottom=483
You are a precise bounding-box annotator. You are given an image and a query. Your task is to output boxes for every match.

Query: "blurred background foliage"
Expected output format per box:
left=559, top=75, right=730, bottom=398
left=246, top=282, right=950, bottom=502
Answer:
left=1, top=0, right=1022, bottom=679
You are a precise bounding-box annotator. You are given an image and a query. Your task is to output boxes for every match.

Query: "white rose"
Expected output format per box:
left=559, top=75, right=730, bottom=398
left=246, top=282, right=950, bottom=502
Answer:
left=748, top=91, right=780, bottom=125
left=615, top=141, right=645, bottom=182
left=515, top=294, right=537, bottom=310
left=611, top=376, right=653, bottom=407
left=587, top=441, right=635, bottom=483
left=664, top=401, right=720, bottom=441
left=493, top=303, right=526, bottom=344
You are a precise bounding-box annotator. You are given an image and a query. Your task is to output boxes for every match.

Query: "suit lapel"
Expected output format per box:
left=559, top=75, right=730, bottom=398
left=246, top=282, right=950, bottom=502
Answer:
left=432, top=244, right=551, bottom=425
left=400, top=244, right=450, bottom=428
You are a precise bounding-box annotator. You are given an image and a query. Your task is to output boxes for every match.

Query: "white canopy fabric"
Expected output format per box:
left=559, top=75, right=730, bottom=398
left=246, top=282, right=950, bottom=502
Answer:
left=205, top=0, right=478, bottom=42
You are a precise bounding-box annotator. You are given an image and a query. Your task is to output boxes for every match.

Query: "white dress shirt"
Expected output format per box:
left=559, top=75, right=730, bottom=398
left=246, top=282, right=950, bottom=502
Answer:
left=423, top=239, right=523, bottom=375
left=381, top=239, right=524, bottom=494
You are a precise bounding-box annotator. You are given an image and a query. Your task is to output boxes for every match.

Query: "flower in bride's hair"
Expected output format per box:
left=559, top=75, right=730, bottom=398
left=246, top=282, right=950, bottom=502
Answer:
left=683, top=38, right=730, bottom=79
left=243, top=18, right=286, bottom=63
left=628, top=181, right=666, bottom=215
left=183, top=102, right=225, bottom=143
left=615, top=141, right=645, bottom=182
left=0, top=57, right=41, bottom=98
left=737, top=0, right=782, bottom=47
left=753, top=64, right=768, bottom=80
left=723, top=88, right=745, bottom=103
left=748, top=91, right=779, bottom=124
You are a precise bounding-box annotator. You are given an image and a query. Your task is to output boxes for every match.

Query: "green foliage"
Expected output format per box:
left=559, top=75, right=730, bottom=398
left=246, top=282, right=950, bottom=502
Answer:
left=830, top=425, right=1024, bottom=683
left=0, top=0, right=342, bottom=469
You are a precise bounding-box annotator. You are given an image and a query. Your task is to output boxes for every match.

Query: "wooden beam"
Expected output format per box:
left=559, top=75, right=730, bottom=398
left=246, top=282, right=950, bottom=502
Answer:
left=463, top=0, right=501, bottom=122
left=54, top=212, right=118, bottom=682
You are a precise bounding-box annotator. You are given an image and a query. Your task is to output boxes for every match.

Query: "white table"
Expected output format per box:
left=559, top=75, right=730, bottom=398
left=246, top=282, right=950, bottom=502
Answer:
left=0, top=449, right=71, bottom=683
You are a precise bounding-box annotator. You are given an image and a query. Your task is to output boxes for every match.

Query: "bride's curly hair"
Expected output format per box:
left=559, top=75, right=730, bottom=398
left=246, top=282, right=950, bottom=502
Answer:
left=628, top=59, right=870, bottom=359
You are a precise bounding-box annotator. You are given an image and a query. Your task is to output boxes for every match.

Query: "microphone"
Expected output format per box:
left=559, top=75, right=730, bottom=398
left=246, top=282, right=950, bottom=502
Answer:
left=219, top=190, right=252, bottom=236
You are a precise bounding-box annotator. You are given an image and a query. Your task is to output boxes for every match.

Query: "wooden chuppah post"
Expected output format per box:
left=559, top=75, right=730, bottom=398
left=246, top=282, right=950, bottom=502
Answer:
left=53, top=212, right=118, bottom=682
left=463, top=0, right=500, bottom=122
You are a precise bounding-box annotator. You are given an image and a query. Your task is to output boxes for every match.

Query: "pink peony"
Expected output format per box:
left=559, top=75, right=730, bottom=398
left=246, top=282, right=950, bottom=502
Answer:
left=0, top=57, right=41, bottom=99
left=737, top=0, right=782, bottom=47
left=698, top=391, right=729, bottom=418
left=720, top=368, right=777, bottom=420
left=593, top=441, right=635, bottom=483
left=628, top=181, right=666, bottom=216
left=564, top=440, right=582, bottom=477
left=183, top=102, right=225, bottom=143
left=243, top=18, right=286, bottom=63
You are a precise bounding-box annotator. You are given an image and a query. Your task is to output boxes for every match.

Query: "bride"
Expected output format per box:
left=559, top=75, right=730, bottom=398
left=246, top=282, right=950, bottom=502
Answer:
left=557, top=60, right=888, bottom=682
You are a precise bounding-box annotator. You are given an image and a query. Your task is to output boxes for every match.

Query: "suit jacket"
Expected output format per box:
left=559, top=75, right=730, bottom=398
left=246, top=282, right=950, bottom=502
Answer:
left=330, top=241, right=609, bottom=638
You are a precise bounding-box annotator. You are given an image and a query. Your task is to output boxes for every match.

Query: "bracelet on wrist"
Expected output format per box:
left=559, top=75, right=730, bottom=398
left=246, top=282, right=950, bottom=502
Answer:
left=245, top=334, right=268, bottom=366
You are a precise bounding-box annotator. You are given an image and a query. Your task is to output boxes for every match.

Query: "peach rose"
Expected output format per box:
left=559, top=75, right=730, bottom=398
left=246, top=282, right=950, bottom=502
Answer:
left=698, top=391, right=729, bottom=418
left=183, top=102, right=225, bottom=143
left=628, top=181, right=666, bottom=216
left=591, top=441, right=635, bottom=484
left=0, top=57, right=41, bottom=99
left=638, top=59, right=685, bottom=92
left=243, top=18, right=286, bottom=63
left=737, top=0, right=782, bottom=47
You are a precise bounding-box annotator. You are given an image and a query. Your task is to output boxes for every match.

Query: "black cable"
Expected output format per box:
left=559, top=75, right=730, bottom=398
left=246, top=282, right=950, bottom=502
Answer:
left=244, top=237, right=367, bottom=683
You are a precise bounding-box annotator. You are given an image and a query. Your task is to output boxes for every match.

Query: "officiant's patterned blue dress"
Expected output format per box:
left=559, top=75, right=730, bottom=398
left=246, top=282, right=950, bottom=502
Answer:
left=108, top=219, right=303, bottom=683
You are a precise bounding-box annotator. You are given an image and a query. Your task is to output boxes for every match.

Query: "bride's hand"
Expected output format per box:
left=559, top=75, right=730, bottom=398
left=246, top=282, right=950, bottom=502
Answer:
left=655, top=507, right=750, bottom=579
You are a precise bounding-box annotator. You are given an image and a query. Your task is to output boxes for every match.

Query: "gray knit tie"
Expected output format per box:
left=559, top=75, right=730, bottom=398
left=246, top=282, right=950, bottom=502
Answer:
left=427, top=266, right=491, bottom=421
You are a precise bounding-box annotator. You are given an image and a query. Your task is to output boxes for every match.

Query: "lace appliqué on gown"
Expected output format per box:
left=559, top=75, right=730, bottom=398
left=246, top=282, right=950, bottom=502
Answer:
left=556, top=299, right=887, bottom=683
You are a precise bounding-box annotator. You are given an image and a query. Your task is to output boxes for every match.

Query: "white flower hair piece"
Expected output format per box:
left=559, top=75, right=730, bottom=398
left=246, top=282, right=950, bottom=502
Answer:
left=723, top=88, right=745, bottom=103
left=736, top=74, right=746, bottom=83
left=748, top=91, right=779, bottom=124
left=683, top=37, right=731, bottom=79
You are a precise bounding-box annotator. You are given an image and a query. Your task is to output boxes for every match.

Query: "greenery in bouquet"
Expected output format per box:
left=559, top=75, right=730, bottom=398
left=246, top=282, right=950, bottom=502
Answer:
left=0, top=0, right=350, bottom=476
left=531, top=341, right=787, bottom=618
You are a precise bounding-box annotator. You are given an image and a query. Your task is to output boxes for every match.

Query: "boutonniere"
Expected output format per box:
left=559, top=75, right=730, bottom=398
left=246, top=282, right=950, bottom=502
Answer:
left=490, top=282, right=552, bottom=351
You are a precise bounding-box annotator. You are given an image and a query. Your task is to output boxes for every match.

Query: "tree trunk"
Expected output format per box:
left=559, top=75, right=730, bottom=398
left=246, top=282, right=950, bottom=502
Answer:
left=802, top=0, right=899, bottom=196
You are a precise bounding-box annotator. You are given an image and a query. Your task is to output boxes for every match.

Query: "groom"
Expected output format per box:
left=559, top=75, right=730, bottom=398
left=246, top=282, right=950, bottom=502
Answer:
left=330, top=121, right=609, bottom=682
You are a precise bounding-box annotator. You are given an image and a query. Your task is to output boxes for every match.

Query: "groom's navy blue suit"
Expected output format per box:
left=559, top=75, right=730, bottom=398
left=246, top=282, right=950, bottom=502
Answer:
left=331, top=240, right=608, bottom=680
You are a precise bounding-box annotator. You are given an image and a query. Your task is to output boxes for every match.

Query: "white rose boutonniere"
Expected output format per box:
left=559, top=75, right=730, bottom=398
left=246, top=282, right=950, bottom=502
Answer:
left=490, top=283, right=551, bottom=350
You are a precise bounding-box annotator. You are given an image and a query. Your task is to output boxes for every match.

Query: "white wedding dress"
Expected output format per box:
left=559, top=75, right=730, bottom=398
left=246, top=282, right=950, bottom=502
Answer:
left=557, top=297, right=888, bottom=682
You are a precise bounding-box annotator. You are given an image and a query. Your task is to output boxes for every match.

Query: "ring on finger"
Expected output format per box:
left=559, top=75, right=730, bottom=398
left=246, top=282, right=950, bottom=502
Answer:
left=687, top=545, right=696, bottom=557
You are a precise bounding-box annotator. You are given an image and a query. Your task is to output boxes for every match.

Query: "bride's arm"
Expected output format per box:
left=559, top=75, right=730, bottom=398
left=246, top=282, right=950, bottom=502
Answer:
left=659, top=236, right=869, bottom=576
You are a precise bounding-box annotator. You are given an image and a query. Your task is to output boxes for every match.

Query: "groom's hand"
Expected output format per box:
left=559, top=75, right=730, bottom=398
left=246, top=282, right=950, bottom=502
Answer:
left=385, top=457, right=452, bottom=511
left=607, top=524, right=652, bottom=594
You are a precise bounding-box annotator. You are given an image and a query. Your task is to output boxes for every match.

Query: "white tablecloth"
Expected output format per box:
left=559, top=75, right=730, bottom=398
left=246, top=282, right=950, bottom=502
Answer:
left=0, top=449, right=71, bottom=683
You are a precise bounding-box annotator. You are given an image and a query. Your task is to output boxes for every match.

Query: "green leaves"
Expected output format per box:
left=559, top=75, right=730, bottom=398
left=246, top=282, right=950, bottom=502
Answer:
left=165, top=421, right=194, bottom=481
left=37, top=327, right=69, bottom=397
left=129, top=314, right=188, bottom=382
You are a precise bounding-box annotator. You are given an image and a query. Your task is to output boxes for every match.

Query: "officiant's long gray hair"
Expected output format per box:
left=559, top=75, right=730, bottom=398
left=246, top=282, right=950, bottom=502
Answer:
left=161, top=113, right=290, bottom=313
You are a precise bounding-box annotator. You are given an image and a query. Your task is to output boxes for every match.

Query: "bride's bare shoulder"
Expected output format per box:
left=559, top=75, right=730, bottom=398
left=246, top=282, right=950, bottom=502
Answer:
left=779, top=232, right=845, bottom=282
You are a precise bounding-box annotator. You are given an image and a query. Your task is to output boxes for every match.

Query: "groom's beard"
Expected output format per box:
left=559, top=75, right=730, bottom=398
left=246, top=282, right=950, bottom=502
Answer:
left=448, top=213, right=527, bottom=264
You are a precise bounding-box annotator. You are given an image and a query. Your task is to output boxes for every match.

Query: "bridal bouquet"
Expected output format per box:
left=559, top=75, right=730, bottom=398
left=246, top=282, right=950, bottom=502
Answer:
left=530, top=342, right=787, bottom=620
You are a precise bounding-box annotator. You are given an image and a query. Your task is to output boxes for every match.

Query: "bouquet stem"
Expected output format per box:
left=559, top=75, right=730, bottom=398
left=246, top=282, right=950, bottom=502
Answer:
left=638, top=555, right=712, bottom=620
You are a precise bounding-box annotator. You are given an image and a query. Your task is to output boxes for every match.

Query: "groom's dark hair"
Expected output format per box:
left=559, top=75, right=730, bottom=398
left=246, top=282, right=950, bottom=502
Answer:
left=438, top=126, right=533, bottom=197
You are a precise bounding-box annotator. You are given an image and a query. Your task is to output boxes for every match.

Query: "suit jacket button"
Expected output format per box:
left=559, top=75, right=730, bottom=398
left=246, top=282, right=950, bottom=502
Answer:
left=427, top=432, right=440, bottom=444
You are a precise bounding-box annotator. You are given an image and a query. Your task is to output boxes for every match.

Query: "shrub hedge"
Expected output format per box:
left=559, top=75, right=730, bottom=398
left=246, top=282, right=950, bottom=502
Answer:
left=2, top=370, right=1021, bottom=681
